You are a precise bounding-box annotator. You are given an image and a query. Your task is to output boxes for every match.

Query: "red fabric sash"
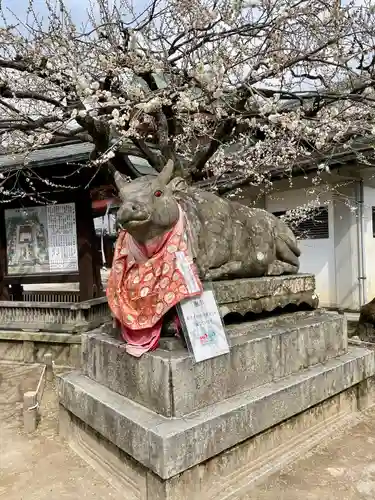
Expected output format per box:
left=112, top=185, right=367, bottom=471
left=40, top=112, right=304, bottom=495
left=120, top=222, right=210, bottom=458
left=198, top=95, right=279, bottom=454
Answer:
left=106, top=208, right=202, bottom=356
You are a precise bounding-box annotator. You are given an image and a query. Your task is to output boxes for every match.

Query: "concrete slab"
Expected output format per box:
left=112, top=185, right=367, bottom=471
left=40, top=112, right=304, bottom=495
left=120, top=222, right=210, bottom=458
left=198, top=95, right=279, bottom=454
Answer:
left=58, top=345, right=375, bottom=479
left=58, top=376, right=375, bottom=500
left=82, top=311, right=347, bottom=417
left=250, top=405, right=375, bottom=500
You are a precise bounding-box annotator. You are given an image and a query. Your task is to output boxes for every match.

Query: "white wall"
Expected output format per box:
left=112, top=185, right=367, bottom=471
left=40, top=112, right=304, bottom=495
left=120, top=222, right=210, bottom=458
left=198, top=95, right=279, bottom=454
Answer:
left=238, top=172, right=375, bottom=310
left=94, top=213, right=117, bottom=235
left=332, top=186, right=360, bottom=310
left=363, top=186, right=375, bottom=302
left=265, top=188, right=336, bottom=308
left=265, top=181, right=375, bottom=310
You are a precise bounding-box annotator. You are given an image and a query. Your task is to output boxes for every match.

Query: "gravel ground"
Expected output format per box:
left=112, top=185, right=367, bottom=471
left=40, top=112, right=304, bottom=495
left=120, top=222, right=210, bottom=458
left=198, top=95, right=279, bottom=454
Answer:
left=0, top=362, right=122, bottom=500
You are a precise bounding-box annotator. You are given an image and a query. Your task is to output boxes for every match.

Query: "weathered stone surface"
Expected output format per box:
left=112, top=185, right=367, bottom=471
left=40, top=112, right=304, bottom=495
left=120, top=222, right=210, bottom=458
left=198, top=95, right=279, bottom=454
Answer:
left=114, top=160, right=301, bottom=280
left=23, top=341, right=35, bottom=363
left=0, top=330, right=82, bottom=343
left=59, top=382, right=368, bottom=500
left=0, top=341, right=24, bottom=362
left=212, top=274, right=315, bottom=302
left=58, top=345, right=375, bottom=480
left=59, top=406, right=149, bottom=500
left=219, top=290, right=318, bottom=317
left=58, top=373, right=166, bottom=471
left=225, top=309, right=330, bottom=338
left=213, top=273, right=318, bottom=316
left=0, top=297, right=110, bottom=333
left=82, top=333, right=172, bottom=416
left=0, top=363, right=45, bottom=406
left=103, top=275, right=318, bottom=336
left=159, top=309, right=327, bottom=346
left=0, top=332, right=82, bottom=367
left=34, top=342, right=81, bottom=368
left=83, top=310, right=347, bottom=417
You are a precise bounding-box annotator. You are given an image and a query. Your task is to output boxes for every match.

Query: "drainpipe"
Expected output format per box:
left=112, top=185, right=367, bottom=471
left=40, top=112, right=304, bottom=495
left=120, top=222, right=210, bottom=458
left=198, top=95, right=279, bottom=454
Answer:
left=355, top=180, right=367, bottom=307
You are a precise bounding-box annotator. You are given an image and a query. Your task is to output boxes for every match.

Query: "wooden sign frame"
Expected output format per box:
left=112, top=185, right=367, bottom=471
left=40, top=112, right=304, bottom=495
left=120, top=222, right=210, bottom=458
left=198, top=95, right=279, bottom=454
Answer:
left=0, top=190, right=102, bottom=301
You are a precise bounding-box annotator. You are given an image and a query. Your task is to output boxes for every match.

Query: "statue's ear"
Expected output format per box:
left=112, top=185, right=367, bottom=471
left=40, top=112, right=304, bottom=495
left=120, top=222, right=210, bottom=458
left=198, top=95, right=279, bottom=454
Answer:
left=168, top=177, right=188, bottom=192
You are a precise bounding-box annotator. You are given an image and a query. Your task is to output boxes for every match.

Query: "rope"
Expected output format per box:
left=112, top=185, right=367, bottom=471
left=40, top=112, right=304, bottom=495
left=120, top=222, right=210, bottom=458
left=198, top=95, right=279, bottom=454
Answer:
left=27, top=402, right=39, bottom=411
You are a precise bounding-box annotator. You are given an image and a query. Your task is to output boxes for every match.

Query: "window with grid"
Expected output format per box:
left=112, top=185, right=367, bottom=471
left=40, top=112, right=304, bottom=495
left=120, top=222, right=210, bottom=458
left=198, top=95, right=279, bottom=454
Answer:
left=273, top=206, right=329, bottom=240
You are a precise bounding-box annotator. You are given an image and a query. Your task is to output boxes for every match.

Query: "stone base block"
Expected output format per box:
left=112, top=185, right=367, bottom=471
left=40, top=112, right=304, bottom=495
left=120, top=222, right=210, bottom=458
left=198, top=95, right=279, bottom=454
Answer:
left=83, top=310, right=347, bottom=417
left=59, top=376, right=375, bottom=500
left=58, top=345, right=375, bottom=480
left=0, top=330, right=82, bottom=368
left=212, top=273, right=317, bottom=317
left=0, top=297, right=110, bottom=333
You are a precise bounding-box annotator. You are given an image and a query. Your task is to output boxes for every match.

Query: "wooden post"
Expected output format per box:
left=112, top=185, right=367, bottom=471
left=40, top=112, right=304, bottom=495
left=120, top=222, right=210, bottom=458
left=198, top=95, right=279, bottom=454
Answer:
left=0, top=207, right=9, bottom=300
left=92, top=222, right=103, bottom=296
left=75, top=191, right=102, bottom=301
left=104, top=235, right=115, bottom=267
left=44, top=353, right=53, bottom=381
left=23, top=391, right=38, bottom=433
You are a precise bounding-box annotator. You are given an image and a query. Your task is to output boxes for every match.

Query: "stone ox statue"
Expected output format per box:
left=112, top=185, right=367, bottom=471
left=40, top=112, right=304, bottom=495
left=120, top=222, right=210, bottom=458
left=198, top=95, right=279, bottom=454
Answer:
left=114, top=160, right=300, bottom=281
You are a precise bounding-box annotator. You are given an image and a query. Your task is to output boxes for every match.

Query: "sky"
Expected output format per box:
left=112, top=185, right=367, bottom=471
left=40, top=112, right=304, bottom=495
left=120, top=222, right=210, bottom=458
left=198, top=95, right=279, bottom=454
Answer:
left=1, top=0, right=367, bottom=27
left=1, top=0, right=152, bottom=30
left=1, top=0, right=93, bottom=25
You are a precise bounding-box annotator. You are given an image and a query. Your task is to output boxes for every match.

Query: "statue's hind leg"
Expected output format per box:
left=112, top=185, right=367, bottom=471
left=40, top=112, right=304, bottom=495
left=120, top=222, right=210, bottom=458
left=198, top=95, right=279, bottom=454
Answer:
left=275, top=238, right=299, bottom=267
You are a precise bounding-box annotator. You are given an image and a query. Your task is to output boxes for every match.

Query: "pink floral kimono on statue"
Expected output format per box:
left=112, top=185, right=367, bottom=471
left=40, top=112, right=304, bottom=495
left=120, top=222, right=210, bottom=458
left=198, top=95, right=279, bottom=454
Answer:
left=106, top=208, right=203, bottom=357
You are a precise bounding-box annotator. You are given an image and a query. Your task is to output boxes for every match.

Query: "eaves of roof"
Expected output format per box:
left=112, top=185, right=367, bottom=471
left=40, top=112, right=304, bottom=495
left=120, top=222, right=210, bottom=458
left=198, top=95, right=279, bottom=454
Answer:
left=0, top=142, right=94, bottom=171
left=0, top=135, right=373, bottom=187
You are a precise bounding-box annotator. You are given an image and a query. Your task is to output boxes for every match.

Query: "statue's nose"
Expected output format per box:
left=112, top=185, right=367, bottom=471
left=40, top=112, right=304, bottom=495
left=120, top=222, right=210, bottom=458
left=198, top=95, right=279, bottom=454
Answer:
left=117, top=201, right=148, bottom=224
left=123, top=201, right=141, bottom=215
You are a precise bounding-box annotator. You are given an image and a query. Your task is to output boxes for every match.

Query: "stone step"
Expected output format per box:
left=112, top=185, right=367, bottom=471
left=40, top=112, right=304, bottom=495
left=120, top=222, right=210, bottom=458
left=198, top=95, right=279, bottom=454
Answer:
left=224, top=309, right=338, bottom=338
left=58, top=345, right=375, bottom=481
left=82, top=311, right=347, bottom=417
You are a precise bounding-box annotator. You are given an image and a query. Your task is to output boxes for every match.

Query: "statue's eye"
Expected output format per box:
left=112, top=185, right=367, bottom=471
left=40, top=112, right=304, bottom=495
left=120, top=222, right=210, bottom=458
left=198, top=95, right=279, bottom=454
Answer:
left=154, top=190, right=163, bottom=197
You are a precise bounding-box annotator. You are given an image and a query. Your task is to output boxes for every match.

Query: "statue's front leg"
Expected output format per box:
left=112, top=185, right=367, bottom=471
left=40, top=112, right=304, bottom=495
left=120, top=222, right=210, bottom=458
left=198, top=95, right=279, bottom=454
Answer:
left=204, top=261, right=243, bottom=281
left=267, top=261, right=299, bottom=276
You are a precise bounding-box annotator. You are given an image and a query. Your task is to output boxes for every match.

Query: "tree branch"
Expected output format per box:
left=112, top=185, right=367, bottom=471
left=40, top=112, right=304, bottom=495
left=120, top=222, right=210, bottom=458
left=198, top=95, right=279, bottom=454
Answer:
left=0, top=83, right=65, bottom=108
left=0, top=98, right=34, bottom=122
left=242, top=36, right=346, bottom=88
left=130, top=137, right=164, bottom=171
left=0, top=115, right=59, bottom=131
left=191, top=118, right=237, bottom=178
left=76, top=114, right=110, bottom=153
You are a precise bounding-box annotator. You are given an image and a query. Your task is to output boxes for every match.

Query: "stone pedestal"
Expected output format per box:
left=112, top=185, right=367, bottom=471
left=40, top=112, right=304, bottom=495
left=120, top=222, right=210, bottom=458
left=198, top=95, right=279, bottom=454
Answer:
left=0, top=330, right=82, bottom=367
left=0, top=296, right=110, bottom=333
left=58, top=275, right=375, bottom=499
left=0, top=296, right=111, bottom=368
left=211, top=273, right=318, bottom=317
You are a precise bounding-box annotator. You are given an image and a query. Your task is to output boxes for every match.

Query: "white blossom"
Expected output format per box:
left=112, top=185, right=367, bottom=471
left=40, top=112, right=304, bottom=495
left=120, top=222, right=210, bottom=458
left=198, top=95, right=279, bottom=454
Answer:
left=0, top=0, right=372, bottom=210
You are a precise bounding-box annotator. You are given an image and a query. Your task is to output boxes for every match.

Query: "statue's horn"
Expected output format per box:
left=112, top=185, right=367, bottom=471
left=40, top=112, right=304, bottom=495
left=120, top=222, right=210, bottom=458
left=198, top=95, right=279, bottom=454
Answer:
left=114, top=171, right=128, bottom=193
left=158, top=159, right=174, bottom=186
